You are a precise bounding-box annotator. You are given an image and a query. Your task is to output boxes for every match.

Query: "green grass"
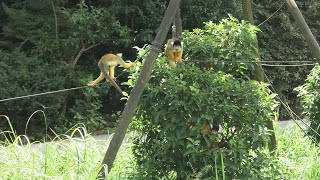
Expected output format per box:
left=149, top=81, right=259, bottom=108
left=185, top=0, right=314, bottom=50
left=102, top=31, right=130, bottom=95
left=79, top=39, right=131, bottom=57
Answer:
left=275, top=125, right=320, bottom=179
left=0, top=123, right=136, bottom=179
left=0, top=122, right=319, bottom=179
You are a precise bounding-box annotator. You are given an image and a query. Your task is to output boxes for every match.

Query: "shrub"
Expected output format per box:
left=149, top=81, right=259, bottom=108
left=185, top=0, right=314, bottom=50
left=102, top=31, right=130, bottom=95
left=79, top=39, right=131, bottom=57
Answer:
left=183, top=16, right=259, bottom=79
left=130, top=60, right=281, bottom=179
left=126, top=17, right=284, bottom=179
left=295, top=65, right=320, bottom=142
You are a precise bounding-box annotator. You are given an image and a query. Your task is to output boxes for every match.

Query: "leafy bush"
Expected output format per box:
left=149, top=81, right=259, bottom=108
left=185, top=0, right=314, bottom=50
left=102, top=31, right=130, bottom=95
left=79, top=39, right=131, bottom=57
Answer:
left=295, top=65, right=320, bottom=142
left=183, top=16, right=259, bottom=79
left=130, top=60, right=281, bottom=179
left=126, top=18, right=283, bottom=179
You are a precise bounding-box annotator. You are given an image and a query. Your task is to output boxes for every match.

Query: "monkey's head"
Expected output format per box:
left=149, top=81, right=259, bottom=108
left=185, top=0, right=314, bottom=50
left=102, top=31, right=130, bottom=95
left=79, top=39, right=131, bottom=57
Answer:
left=172, top=39, right=182, bottom=51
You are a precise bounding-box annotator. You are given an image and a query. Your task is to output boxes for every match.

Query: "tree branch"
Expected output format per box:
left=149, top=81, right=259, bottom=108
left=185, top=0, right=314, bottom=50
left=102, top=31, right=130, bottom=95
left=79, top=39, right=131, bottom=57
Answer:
left=83, top=41, right=102, bottom=51
left=51, top=0, right=58, bottom=39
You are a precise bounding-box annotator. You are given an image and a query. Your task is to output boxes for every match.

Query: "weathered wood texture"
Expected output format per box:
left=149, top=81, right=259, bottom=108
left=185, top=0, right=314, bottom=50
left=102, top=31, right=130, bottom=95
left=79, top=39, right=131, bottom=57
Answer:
left=285, top=0, right=320, bottom=61
left=97, top=0, right=181, bottom=177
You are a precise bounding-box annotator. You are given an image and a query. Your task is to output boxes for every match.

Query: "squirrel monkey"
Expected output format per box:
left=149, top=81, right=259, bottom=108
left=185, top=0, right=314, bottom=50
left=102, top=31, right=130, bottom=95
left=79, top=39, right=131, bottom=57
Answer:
left=87, top=53, right=135, bottom=94
left=165, top=38, right=183, bottom=67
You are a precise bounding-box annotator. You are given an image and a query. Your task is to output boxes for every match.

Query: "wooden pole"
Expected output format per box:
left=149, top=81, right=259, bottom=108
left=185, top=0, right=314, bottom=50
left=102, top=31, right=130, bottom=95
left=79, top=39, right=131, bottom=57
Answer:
left=173, top=6, right=182, bottom=39
left=284, top=0, right=320, bottom=61
left=97, top=0, right=181, bottom=177
left=241, top=0, right=264, bottom=82
left=242, top=0, right=277, bottom=152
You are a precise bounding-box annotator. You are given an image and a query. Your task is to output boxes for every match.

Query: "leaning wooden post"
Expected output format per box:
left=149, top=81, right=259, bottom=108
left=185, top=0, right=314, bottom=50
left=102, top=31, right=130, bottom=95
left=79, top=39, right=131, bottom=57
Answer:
left=173, top=5, right=182, bottom=40
left=242, top=0, right=277, bottom=152
left=284, top=0, right=320, bottom=61
left=241, top=0, right=264, bottom=81
left=97, top=0, right=181, bottom=177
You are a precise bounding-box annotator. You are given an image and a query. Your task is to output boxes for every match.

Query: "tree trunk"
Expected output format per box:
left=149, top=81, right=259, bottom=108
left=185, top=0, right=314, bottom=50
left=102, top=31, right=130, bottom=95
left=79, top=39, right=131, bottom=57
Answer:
left=97, top=0, right=181, bottom=177
left=242, top=0, right=276, bottom=153
left=241, top=0, right=264, bottom=82
left=173, top=6, right=182, bottom=39
left=284, top=0, right=320, bottom=61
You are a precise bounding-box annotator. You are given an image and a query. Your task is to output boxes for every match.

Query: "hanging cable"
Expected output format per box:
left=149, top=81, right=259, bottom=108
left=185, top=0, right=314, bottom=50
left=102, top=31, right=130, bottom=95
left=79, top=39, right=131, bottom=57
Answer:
left=257, top=2, right=285, bottom=27
left=0, top=67, right=136, bottom=103
left=183, top=60, right=316, bottom=67
left=0, top=86, right=87, bottom=103
left=261, top=69, right=320, bottom=139
left=184, top=60, right=314, bottom=64
left=261, top=63, right=315, bottom=67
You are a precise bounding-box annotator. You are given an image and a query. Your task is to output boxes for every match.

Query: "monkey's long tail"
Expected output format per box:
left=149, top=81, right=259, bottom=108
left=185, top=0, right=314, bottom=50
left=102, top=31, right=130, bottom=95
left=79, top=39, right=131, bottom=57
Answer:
left=98, top=61, right=123, bottom=95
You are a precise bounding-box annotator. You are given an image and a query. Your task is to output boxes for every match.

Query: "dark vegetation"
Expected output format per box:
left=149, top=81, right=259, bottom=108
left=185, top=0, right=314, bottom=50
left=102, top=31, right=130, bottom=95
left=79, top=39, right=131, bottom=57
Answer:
left=0, top=0, right=320, bottom=138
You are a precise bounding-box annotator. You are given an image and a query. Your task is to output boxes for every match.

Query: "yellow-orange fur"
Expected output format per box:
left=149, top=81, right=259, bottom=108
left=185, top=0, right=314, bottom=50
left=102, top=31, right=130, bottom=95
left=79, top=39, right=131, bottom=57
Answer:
left=87, top=53, right=135, bottom=87
left=165, top=39, right=183, bottom=67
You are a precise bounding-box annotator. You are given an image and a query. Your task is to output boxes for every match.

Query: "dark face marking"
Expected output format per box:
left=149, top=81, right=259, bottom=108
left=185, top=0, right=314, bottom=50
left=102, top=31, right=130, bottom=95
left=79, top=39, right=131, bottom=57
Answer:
left=173, top=39, right=181, bottom=47
left=173, top=40, right=182, bottom=51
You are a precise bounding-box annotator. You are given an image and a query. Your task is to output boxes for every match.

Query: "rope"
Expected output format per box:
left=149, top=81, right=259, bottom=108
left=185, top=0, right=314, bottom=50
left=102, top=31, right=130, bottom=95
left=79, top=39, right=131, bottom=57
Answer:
left=257, top=2, right=285, bottom=27
left=0, top=86, right=87, bottom=103
left=185, top=60, right=316, bottom=66
left=261, top=69, right=320, bottom=139
left=184, top=60, right=314, bottom=63
left=261, top=63, right=315, bottom=67
left=0, top=67, right=134, bottom=103
left=150, top=41, right=163, bottom=53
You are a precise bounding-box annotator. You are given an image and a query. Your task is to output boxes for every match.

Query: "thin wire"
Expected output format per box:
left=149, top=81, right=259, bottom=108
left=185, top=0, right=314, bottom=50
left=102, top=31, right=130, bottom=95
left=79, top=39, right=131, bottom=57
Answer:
left=185, top=60, right=314, bottom=63
left=0, top=86, right=87, bottom=103
left=0, top=68, right=132, bottom=103
left=261, top=63, right=315, bottom=67
left=261, top=69, right=320, bottom=138
left=257, top=2, right=285, bottom=27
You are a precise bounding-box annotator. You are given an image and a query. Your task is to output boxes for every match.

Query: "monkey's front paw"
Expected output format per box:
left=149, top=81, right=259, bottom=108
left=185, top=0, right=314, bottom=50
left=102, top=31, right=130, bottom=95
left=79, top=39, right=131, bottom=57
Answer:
left=176, top=59, right=184, bottom=63
left=87, top=81, right=97, bottom=87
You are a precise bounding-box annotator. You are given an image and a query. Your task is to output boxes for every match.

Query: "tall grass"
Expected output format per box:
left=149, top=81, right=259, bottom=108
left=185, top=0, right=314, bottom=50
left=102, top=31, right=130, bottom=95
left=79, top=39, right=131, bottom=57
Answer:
left=1, top=114, right=319, bottom=179
left=275, top=125, right=320, bottom=179
left=0, top=115, right=135, bottom=179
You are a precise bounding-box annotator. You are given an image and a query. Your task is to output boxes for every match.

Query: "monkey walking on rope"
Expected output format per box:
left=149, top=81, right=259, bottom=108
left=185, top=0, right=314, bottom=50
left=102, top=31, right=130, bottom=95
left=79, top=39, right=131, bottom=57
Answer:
left=87, top=53, right=135, bottom=95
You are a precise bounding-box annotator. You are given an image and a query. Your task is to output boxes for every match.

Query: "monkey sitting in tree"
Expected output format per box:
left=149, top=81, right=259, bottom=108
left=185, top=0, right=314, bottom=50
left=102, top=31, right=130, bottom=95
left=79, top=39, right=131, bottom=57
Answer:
left=165, top=38, right=183, bottom=67
left=87, top=53, right=135, bottom=94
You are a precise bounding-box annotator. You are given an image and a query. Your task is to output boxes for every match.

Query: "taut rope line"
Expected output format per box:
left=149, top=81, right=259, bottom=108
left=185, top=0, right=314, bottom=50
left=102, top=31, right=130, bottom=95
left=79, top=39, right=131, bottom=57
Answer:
left=0, top=68, right=133, bottom=103
left=0, top=86, right=87, bottom=103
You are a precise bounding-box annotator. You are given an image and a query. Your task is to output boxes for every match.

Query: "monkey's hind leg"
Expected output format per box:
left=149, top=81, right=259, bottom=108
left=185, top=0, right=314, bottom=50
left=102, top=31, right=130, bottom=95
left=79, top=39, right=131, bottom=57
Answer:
left=87, top=72, right=105, bottom=87
left=98, top=61, right=123, bottom=95
left=166, top=51, right=177, bottom=67
left=174, top=51, right=183, bottom=63
left=109, top=66, right=116, bottom=81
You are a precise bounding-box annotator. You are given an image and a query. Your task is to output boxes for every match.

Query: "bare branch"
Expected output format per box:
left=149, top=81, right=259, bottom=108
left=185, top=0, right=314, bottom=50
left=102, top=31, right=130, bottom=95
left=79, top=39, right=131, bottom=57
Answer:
left=83, top=41, right=102, bottom=51
left=51, top=0, right=58, bottom=39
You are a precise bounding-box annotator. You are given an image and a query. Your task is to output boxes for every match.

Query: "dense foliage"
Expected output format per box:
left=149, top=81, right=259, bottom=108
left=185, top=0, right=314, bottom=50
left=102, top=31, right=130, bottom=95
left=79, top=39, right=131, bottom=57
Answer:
left=183, top=16, right=259, bottom=78
left=295, top=65, right=320, bottom=142
left=0, top=0, right=131, bottom=135
left=132, top=63, right=282, bottom=179
left=127, top=18, right=282, bottom=179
